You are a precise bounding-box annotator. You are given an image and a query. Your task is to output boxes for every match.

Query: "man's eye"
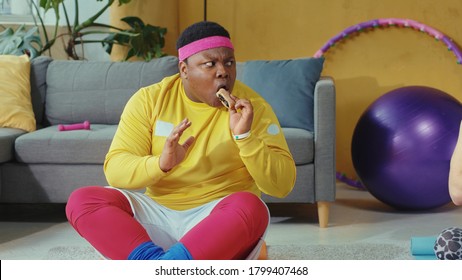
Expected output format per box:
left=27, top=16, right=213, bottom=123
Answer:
left=204, top=62, right=214, bottom=67
left=226, top=61, right=234, bottom=67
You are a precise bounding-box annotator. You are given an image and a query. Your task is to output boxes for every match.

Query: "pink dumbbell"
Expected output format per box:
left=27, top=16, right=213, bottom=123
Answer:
left=58, top=121, right=91, bottom=131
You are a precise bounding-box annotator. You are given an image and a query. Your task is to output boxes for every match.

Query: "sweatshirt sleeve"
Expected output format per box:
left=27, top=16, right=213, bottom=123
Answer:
left=104, top=87, right=167, bottom=189
left=235, top=100, right=296, bottom=198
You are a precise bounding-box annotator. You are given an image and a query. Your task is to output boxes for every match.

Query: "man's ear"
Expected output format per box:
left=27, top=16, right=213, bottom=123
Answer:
left=179, top=61, right=188, bottom=78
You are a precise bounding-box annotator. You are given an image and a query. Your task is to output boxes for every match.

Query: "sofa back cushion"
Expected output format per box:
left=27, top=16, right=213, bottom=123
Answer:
left=45, top=56, right=179, bottom=125
left=30, top=56, right=53, bottom=127
left=238, top=57, right=324, bottom=132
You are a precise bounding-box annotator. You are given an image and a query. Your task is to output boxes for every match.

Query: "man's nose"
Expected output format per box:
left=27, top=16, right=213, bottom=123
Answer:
left=216, top=63, right=229, bottom=78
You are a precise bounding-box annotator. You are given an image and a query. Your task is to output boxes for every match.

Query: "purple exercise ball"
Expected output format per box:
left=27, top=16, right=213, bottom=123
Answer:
left=351, top=86, right=462, bottom=210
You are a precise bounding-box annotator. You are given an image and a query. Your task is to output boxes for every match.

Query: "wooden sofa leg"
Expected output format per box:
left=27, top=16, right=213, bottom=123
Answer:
left=317, top=201, right=330, bottom=228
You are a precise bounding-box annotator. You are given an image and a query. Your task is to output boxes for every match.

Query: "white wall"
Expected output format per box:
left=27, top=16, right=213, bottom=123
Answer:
left=38, top=0, right=109, bottom=25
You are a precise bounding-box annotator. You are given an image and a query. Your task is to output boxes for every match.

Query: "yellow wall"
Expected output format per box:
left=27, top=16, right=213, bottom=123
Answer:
left=114, top=0, right=462, bottom=181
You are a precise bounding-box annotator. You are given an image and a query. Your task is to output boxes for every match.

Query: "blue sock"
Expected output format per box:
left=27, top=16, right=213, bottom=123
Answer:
left=128, top=241, right=164, bottom=260
left=128, top=241, right=192, bottom=260
left=160, top=242, right=193, bottom=260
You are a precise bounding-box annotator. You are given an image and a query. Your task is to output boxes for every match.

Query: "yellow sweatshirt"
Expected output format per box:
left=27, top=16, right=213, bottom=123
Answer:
left=104, top=74, right=296, bottom=210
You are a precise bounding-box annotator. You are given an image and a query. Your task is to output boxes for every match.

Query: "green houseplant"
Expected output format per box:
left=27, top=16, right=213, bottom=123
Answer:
left=0, top=0, right=167, bottom=61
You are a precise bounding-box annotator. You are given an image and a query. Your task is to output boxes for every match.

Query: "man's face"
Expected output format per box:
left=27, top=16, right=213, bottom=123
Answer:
left=180, top=47, right=236, bottom=107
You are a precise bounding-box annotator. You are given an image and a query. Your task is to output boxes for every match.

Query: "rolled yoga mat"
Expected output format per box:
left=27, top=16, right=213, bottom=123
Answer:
left=410, top=236, right=437, bottom=260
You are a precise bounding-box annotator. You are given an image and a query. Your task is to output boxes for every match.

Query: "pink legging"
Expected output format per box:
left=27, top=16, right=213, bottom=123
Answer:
left=65, top=186, right=269, bottom=260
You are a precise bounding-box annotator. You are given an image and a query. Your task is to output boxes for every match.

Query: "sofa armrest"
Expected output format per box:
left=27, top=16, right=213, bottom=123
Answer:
left=313, top=76, right=336, bottom=202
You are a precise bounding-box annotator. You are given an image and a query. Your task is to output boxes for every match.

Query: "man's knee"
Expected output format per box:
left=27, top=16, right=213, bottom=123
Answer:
left=66, top=186, right=101, bottom=224
left=220, top=192, right=269, bottom=231
left=66, top=186, right=130, bottom=225
left=229, top=192, right=268, bottom=213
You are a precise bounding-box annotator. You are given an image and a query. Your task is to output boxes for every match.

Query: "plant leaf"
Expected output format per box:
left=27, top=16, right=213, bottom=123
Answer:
left=118, top=16, right=167, bottom=61
left=0, top=28, right=21, bottom=55
left=118, top=0, right=132, bottom=5
left=39, top=0, right=63, bottom=20
left=0, top=25, right=43, bottom=58
left=121, top=16, right=145, bottom=29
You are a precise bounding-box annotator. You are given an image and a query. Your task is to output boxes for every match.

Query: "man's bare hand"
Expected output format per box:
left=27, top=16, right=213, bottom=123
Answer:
left=159, top=118, right=195, bottom=172
left=229, top=95, right=253, bottom=135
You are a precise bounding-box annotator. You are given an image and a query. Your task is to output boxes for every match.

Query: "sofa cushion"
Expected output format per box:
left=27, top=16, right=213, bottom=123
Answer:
left=282, top=128, right=313, bottom=165
left=241, top=57, right=324, bottom=132
left=30, top=56, right=53, bottom=127
left=0, top=54, right=36, bottom=132
left=0, top=128, right=27, bottom=163
left=14, top=125, right=117, bottom=164
left=45, top=55, right=179, bottom=125
left=236, top=61, right=245, bottom=81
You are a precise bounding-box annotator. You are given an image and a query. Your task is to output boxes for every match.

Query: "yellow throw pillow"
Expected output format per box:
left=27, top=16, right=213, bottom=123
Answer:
left=0, top=54, right=36, bottom=132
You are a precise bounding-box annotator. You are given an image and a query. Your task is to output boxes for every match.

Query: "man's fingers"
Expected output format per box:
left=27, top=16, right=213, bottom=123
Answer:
left=169, top=118, right=191, bottom=140
left=236, top=99, right=251, bottom=109
left=165, top=132, right=179, bottom=149
left=177, top=118, right=191, bottom=134
left=182, top=136, right=195, bottom=150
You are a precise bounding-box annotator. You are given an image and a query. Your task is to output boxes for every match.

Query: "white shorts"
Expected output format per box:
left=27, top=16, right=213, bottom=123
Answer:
left=108, top=187, right=270, bottom=260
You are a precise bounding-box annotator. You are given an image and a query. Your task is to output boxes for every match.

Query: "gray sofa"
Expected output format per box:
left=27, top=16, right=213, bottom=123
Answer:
left=0, top=55, right=336, bottom=227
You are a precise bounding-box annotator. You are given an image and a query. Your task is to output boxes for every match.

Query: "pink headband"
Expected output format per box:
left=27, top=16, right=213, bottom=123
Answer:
left=178, top=36, right=234, bottom=61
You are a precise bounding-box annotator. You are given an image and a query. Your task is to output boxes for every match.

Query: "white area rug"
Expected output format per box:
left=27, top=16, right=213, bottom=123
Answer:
left=267, top=243, right=412, bottom=260
left=45, top=243, right=412, bottom=260
left=45, top=246, right=102, bottom=260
